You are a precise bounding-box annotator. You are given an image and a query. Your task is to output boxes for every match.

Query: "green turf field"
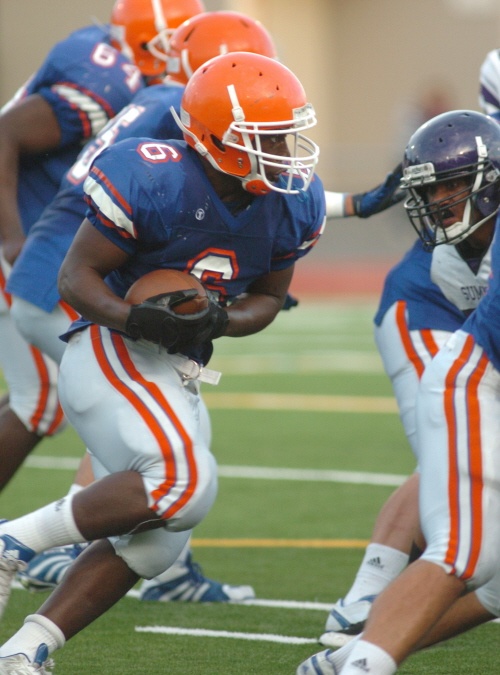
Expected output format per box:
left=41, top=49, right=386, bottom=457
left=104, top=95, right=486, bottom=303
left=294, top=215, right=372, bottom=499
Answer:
left=0, top=300, right=497, bottom=673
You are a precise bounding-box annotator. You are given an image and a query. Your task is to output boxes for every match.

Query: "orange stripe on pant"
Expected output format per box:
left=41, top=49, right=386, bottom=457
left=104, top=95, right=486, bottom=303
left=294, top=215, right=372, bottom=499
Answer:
left=443, top=334, right=488, bottom=580
left=394, top=300, right=441, bottom=379
left=89, top=324, right=198, bottom=520
left=28, top=345, right=65, bottom=435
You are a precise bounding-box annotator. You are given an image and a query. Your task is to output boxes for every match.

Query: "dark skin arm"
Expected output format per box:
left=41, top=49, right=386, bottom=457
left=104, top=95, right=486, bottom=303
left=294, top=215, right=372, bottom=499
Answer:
left=58, top=219, right=295, bottom=337
left=0, top=94, right=62, bottom=263
left=58, top=219, right=132, bottom=331
left=223, top=265, right=294, bottom=337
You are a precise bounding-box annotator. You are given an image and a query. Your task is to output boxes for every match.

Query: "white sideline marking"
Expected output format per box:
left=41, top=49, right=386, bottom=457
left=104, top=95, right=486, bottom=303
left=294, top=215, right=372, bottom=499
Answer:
left=217, top=465, right=406, bottom=487
left=25, top=456, right=80, bottom=470
left=135, top=625, right=317, bottom=645
left=23, top=456, right=408, bottom=487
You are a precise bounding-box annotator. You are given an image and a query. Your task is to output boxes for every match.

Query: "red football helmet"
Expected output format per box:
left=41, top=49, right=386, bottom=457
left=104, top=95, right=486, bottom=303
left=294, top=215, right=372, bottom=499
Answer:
left=166, top=11, right=277, bottom=85
left=110, top=0, right=206, bottom=80
left=172, top=52, right=319, bottom=195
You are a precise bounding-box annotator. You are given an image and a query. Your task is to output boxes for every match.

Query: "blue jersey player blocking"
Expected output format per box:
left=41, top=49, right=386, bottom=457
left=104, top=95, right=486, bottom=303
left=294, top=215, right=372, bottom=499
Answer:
left=0, top=51, right=325, bottom=673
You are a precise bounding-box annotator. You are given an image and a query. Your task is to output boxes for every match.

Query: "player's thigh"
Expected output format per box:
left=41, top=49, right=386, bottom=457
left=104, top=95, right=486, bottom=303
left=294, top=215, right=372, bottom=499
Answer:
left=0, top=289, right=64, bottom=435
left=59, top=327, right=206, bottom=465
left=418, top=331, right=500, bottom=588
left=58, top=327, right=218, bottom=529
left=375, top=302, right=451, bottom=457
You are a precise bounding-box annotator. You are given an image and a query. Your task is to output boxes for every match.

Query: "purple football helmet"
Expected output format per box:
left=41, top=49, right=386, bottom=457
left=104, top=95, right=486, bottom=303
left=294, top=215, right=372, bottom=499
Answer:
left=401, top=109, right=500, bottom=248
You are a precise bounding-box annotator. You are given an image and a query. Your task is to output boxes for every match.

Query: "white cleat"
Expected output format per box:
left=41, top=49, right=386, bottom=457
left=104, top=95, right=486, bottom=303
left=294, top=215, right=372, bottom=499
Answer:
left=318, top=631, right=356, bottom=649
left=0, top=646, right=54, bottom=674
left=139, top=553, right=255, bottom=603
left=0, top=533, right=36, bottom=620
left=321, top=596, right=374, bottom=639
left=296, top=649, right=340, bottom=675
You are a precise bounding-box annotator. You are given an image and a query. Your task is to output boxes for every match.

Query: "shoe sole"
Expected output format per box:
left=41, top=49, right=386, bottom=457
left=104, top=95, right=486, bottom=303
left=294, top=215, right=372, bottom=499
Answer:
left=319, top=631, right=357, bottom=648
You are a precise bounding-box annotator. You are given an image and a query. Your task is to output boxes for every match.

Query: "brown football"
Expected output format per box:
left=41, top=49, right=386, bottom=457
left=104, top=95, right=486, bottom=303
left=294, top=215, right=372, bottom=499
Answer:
left=125, top=269, right=209, bottom=315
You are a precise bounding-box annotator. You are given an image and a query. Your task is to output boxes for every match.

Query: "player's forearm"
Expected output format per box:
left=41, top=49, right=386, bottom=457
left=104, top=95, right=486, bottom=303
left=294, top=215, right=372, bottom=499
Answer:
left=224, top=267, right=293, bottom=337
left=58, top=267, right=130, bottom=332
left=224, top=292, right=284, bottom=337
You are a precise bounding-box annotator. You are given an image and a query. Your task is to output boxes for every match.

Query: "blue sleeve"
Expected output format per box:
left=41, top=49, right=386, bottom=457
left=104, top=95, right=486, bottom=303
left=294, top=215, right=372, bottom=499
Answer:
left=28, top=26, right=145, bottom=147
left=83, top=138, right=179, bottom=256
left=271, top=174, right=326, bottom=271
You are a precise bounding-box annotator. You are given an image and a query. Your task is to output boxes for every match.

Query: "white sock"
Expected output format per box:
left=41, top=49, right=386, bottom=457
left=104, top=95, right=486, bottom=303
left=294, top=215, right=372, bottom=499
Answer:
left=0, top=496, right=86, bottom=553
left=340, top=640, right=397, bottom=675
left=344, top=544, right=409, bottom=604
left=325, top=634, right=361, bottom=670
left=66, top=483, right=84, bottom=497
left=149, top=537, right=191, bottom=582
left=0, top=614, right=65, bottom=661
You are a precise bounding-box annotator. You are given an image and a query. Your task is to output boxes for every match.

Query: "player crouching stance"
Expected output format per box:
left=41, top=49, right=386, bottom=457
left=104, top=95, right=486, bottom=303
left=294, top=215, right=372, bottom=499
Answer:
left=0, top=52, right=325, bottom=673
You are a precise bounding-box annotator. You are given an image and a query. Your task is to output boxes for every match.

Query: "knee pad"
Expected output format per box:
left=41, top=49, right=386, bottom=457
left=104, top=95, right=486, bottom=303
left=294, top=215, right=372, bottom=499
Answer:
left=110, top=528, right=191, bottom=579
left=475, top=571, right=500, bottom=617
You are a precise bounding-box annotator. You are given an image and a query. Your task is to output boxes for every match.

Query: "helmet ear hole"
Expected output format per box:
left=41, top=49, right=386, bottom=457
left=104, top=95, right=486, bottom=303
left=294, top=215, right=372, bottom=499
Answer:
left=476, top=184, right=498, bottom=217
left=211, top=135, right=225, bottom=152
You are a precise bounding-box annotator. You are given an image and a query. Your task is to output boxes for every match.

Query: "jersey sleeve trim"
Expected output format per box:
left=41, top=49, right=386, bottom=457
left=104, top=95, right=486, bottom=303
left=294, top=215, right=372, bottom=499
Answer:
left=84, top=169, right=136, bottom=239
left=52, top=82, right=116, bottom=137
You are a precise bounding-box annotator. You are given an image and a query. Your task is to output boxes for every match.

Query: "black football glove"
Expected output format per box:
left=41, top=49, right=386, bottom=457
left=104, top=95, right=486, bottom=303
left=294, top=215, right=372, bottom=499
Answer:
left=125, top=289, right=228, bottom=353
left=351, top=162, right=404, bottom=218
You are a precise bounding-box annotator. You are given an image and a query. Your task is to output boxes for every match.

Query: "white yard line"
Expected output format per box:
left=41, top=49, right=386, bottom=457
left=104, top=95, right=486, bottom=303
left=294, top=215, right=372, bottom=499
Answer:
left=24, top=455, right=407, bottom=487
left=135, top=625, right=317, bottom=645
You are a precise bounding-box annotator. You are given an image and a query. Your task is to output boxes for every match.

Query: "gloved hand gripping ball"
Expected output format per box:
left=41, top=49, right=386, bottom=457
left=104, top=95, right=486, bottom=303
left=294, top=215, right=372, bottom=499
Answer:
left=125, top=269, right=228, bottom=351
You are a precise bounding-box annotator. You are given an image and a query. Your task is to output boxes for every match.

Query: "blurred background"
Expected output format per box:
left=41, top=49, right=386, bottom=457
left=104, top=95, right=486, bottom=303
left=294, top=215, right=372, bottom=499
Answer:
left=1, top=0, right=500, bottom=290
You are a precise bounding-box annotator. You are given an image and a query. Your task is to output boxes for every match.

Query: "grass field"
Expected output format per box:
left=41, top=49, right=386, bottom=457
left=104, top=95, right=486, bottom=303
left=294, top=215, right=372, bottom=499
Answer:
left=0, top=299, right=497, bottom=674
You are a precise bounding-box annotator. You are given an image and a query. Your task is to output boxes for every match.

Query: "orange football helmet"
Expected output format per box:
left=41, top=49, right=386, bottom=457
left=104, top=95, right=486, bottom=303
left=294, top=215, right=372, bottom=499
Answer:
left=110, top=0, right=206, bottom=80
left=172, top=52, right=319, bottom=195
left=166, top=11, right=277, bottom=85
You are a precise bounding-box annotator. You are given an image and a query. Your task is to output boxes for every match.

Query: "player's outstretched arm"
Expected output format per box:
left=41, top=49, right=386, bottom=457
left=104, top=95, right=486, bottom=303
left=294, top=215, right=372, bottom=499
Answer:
left=324, top=162, right=404, bottom=220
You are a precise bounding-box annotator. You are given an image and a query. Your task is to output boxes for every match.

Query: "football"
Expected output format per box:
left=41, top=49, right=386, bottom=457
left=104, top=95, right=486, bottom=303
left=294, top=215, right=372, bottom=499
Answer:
left=125, top=269, right=209, bottom=315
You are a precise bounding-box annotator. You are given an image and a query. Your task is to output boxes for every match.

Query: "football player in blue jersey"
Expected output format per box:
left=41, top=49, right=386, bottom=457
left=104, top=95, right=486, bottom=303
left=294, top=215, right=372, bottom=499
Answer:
left=0, top=0, right=205, bottom=494
left=6, top=8, right=403, bottom=603
left=8, top=9, right=277, bottom=604
left=0, top=51, right=325, bottom=672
